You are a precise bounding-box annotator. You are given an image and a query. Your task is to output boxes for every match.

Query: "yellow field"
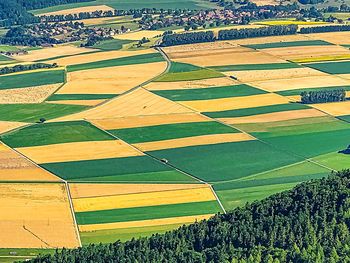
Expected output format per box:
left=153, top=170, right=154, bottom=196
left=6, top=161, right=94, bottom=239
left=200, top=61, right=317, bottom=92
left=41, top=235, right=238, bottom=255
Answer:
left=292, top=54, right=350, bottom=63
left=47, top=99, right=106, bottom=106
left=16, top=140, right=143, bottom=164
left=254, top=20, right=327, bottom=26
left=58, top=62, right=166, bottom=94
left=226, top=34, right=310, bottom=45
left=39, top=5, right=114, bottom=16
left=170, top=48, right=285, bottom=66
left=115, top=30, right=164, bottom=41
left=226, top=67, right=324, bottom=82
left=53, top=88, right=192, bottom=121
left=311, top=101, right=350, bottom=116
left=91, top=113, right=210, bottom=130
left=13, top=45, right=93, bottom=62
left=0, top=121, right=27, bottom=135
left=306, top=31, right=350, bottom=45
left=70, top=183, right=207, bottom=198
left=163, top=41, right=237, bottom=53
left=0, top=183, right=79, bottom=248
left=48, top=49, right=154, bottom=66
left=263, top=45, right=350, bottom=60
left=73, top=187, right=215, bottom=212
left=180, top=93, right=290, bottom=112
left=0, top=84, right=61, bottom=104
left=145, top=77, right=238, bottom=91
left=133, top=133, right=254, bottom=151
left=219, top=109, right=326, bottom=124
left=250, top=75, right=350, bottom=92
left=0, top=143, right=59, bottom=182
left=79, top=214, right=214, bottom=232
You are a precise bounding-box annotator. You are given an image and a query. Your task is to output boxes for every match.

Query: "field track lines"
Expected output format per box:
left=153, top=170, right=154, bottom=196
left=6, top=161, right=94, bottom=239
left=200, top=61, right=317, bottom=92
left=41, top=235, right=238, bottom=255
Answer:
left=65, top=182, right=82, bottom=247
left=23, top=225, right=51, bottom=248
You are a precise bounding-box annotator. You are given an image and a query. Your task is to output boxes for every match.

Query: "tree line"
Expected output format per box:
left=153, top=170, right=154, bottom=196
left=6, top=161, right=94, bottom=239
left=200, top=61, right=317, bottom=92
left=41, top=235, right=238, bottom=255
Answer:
left=0, top=63, right=58, bottom=75
left=300, top=25, right=350, bottom=34
left=24, top=170, right=350, bottom=262
left=301, top=88, right=346, bottom=103
left=161, top=25, right=298, bottom=46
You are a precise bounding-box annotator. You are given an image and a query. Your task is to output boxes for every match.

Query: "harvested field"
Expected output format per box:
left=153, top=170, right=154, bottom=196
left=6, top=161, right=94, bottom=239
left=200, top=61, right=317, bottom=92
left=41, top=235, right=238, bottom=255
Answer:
left=79, top=214, right=213, bottom=232
left=115, top=30, right=164, bottom=40
left=0, top=121, right=27, bottom=135
left=13, top=45, right=94, bottom=62
left=250, top=75, right=350, bottom=92
left=219, top=109, right=326, bottom=124
left=73, top=187, right=215, bottom=212
left=210, top=62, right=301, bottom=72
left=0, top=84, right=61, bottom=104
left=134, top=133, right=255, bottom=151
left=262, top=45, right=350, bottom=60
left=180, top=93, right=290, bottom=112
left=39, top=5, right=114, bottom=16
left=70, top=183, right=206, bottom=198
left=47, top=99, right=106, bottom=106
left=171, top=49, right=285, bottom=67
left=0, top=183, right=79, bottom=248
left=162, top=41, right=237, bottom=53
left=250, top=0, right=279, bottom=6
left=245, top=40, right=332, bottom=49
left=91, top=113, right=210, bottom=130
left=48, top=49, right=154, bottom=66
left=16, top=140, right=143, bottom=164
left=0, top=143, right=59, bottom=181
left=53, top=88, right=192, bottom=121
left=254, top=20, right=327, bottom=25
left=58, top=62, right=166, bottom=95
left=145, top=77, right=238, bottom=90
left=311, top=101, right=350, bottom=116
left=306, top=31, right=350, bottom=45
left=225, top=67, right=323, bottom=82
left=225, top=34, right=310, bottom=46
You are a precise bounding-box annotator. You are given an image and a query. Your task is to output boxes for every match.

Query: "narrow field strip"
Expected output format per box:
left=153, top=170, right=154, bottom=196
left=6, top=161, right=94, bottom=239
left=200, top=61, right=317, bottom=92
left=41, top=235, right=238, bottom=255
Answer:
left=16, top=140, right=143, bottom=164
left=244, top=40, right=333, bottom=49
left=209, top=62, right=301, bottom=72
left=311, top=101, right=350, bottom=116
left=47, top=99, right=106, bottom=106
left=91, top=113, right=210, bottom=130
left=305, top=60, right=350, bottom=74
left=219, top=109, right=326, bottom=124
left=0, top=121, right=27, bottom=135
left=73, top=187, right=215, bottom=212
left=75, top=200, right=221, bottom=225
left=134, top=133, right=254, bottom=151
left=79, top=214, right=214, bottom=232
left=70, top=183, right=207, bottom=199
left=180, top=93, right=289, bottom=112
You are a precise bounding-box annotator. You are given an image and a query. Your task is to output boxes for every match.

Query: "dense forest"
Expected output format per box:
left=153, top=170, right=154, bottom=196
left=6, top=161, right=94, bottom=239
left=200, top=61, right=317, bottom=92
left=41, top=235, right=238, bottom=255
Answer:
left=161, top=25, right=298, bottom=46
left=0, top=63, right=58, bottom=75
left=25, top=170, right=350, bottom=262
left=301, top=88, right=346, bottom=103
left=300, top=25, right=350, bottom=34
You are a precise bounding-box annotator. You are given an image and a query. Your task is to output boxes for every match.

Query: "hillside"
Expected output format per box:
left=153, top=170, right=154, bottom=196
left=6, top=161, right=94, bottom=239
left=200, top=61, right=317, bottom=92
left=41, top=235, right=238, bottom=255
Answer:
left=26, top=170, right=350, bottom=262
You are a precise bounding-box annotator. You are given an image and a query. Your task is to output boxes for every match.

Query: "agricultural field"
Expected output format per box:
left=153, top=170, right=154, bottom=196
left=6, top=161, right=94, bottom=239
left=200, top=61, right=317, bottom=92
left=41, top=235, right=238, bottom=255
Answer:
left=1, top=27, right=350, bottom=253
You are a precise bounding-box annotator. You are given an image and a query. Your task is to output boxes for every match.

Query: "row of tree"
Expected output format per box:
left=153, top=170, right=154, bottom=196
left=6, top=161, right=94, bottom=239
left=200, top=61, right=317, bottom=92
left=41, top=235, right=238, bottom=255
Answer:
left=161, top=25, right=298, bottom=46
left=0, top=63, right=58, bottom=75
left=300, top=88, right=346, bottom=103
left=25, top=170, right=350, bottom=262
left=300, top=24, right=350, bottom=34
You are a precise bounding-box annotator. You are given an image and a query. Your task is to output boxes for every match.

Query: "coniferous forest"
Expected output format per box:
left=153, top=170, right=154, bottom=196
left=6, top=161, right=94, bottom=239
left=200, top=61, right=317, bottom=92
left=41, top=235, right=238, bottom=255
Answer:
left=25, top=170, right=350, bottom=263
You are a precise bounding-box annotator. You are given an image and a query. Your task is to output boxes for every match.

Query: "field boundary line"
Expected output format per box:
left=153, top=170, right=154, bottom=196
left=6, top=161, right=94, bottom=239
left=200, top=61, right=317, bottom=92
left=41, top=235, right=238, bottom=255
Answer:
left=209, top=184, right=226, bottom=213
left=65, top=181, right=82, bottom=247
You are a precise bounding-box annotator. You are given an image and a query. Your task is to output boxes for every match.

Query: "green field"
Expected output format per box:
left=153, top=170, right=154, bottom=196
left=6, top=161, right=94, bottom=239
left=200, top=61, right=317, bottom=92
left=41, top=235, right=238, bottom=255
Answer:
left=76, top=200, right=221, bottom=225
left=209, top=62, right=302, bottom=72
left=80, top=223, right=185, bottom=244
left=338, top=115, right=350, bottom=123
left=155, top=68, right=224, bottom=82
left=31, top=0, right=217, bottom=15
left=1, top=121, right=112, bottom=147
left=312, top=152, right=350, bottom=171
left=204, top=103, right=310, bottom=118
left=47, top=93, right=117, bottom=101
left=0, top=54, right=14, bottom=64
left=148, top=141, right=302, bottom=182
left=0, top=248, right=56, bottom=263
left=167, top=62, right=202, bottom=73
left=0, top=103, right=88, bottom=123
left=0, top=69, right=65, bottom=90
left=304, top=60, right=350, bottom=74
left=110, top=121, right=239, bottom=144
left=67, top=53, right=164, bottom=72
left=42, top=155, right=195, bottom=182
left=245, top=40, right=333, bottom=50
left=277, top=85, right=350, bottom=96
left=153, top=84, right=266, bottom=101
left=92, top=39, right=133, bottom=51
